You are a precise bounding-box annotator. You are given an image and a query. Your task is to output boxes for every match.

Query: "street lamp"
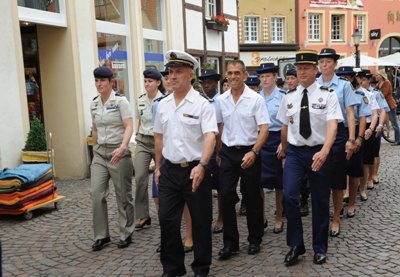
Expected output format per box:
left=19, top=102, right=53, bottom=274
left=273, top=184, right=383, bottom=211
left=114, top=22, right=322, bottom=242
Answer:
left=352, top=29, right=362, bottom=69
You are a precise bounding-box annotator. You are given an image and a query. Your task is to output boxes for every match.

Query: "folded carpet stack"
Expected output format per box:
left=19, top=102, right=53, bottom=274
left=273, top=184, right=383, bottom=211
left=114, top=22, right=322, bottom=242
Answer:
left=0, top=164, right=58, bottom=215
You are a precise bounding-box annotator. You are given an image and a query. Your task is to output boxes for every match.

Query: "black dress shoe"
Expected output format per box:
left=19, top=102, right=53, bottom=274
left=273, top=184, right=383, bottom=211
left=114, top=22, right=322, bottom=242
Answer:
left=300, top=203, right=309, bottom=217
left=329, top=226, right=340, bottom=237
left=184, top=245, right=193, bottom=253
left=218, top=246, right=239, bottom=260
left=117, top=235, right=132, bottom=248
left=92, top=237, right=111, bottom=251
left=313, top=253, right=327, bottom=265
left=248, top=243, right=260, bottom=255
left=360, top=194, right=368, bottom=201
left=284, top=245, right=306, bottom=266
left=160, top=269, right=186, bottom=277
left=347, top=209, right=355, bottom=218
left=273, top=222, right=284, bottom=234
left=213, top=226, right=223, bottom=234
left=135, top=217, right=151, bottom=229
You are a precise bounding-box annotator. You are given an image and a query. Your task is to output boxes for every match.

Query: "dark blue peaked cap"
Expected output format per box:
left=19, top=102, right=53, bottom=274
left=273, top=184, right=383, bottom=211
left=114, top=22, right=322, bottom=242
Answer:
left=199, top=69, right=221, bottom=81
left=245, top=75, right=260, bottom=86
left=256, top=62, right=279, bottom=74
left=94, top=66, right=113, bottom=78
left=143, top=68, right=162, bottom=80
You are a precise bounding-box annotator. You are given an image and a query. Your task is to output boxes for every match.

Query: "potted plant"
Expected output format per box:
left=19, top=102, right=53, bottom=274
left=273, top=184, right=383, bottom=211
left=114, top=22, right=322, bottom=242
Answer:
left=21, top=117, right=52, bottom=163
left=206, top=15, right=230, bottom=32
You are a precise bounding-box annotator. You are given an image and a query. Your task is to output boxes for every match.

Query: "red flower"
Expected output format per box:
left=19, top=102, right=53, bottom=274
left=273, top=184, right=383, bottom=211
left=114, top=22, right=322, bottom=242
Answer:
left=211, top=15, right=230, bottom=26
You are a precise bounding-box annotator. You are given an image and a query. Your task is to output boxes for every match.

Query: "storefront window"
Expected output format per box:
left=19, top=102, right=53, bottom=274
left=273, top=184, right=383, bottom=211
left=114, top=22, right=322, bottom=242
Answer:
left=95, top=0, right=125, bottom=24
left=141, top=0, right=162, bottom=30
left=144, top=39, right=164, bottom=70
left=18, top=0, right=60, bottom=13
left=97, top=33, right=129, bottom=98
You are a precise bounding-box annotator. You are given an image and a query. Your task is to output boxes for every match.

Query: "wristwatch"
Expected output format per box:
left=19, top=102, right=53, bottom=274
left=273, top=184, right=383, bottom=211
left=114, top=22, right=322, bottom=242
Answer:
left=199, top=161, right=208, bottom=169
left=251, top=147, right=259, bottom=156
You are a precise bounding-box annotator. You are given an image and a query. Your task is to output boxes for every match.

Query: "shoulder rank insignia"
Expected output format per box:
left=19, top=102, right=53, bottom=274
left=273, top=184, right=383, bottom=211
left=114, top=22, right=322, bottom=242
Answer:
left=355, top=90, right=365, bottom=96
left=286, top=88, right=296, bottom=94
left=339, top=77, right=349, bottom=82
left=320, top=86, right=333, bottom=92
left=279, top=89, right=286, bottom=94
left=154, top=93, right=170, bottom=103
left=199, top=92, right=214, bottom=103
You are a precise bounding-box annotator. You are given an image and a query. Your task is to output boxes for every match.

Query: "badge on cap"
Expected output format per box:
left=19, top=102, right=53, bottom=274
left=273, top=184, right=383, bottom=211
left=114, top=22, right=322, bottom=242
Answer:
left=170, top=52, right=177, bottom=59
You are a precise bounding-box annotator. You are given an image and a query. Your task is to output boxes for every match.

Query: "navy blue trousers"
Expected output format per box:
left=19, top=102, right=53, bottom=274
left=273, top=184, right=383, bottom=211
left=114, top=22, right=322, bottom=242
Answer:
left=283, top=144, right=331, bottom=254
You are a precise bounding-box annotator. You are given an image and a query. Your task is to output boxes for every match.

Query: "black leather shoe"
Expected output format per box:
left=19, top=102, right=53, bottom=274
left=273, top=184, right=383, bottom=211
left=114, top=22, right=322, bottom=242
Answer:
left=300, top=203, right=309, bottom=217
left=313, top=253, right=327, bottom=264
left=92, top=237, right=111, bottom=251
left=360, top=194, right=368, bottom=201
left=273, top=222, right=284, bottom=234
left=218, top=246, right=239, bottom=260
left=213, top=225, right=224, bottom=234
left=284, top=245, right=305, bottom=266
left=117, top=235, right=132, bottom=248
left=160, top=269, right=186, bottom=277
left=329, top=226, right=340, bottom=237
left=135, top=217, right=151, bottom=229
left=248, top=243, right=260, bottom=255
left=347, top=209, right=355, bottom=218
left=184, top=244, right=193, bottom=253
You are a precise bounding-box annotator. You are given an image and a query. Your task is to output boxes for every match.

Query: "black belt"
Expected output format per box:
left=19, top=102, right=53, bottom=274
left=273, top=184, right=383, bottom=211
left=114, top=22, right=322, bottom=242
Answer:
left=289, top=144, right=323, bottom=149
left=165, top=159, right=199, bottom=168
left=223, top=144, right=253, bottom=150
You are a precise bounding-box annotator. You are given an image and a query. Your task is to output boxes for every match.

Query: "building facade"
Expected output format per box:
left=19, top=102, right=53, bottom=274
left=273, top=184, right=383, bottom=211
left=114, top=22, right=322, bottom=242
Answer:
left=297, top=0, right=400, bottom=59
left=238, top=0, right=299, bottom=74
left=0, top=0, right=238, bottom=179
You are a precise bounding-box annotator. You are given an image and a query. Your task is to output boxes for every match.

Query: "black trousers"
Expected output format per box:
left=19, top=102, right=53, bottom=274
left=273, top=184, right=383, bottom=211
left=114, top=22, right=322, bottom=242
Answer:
left=219, top=144, right=264, bottom=248
left=158, top=160, right=212, bottom=276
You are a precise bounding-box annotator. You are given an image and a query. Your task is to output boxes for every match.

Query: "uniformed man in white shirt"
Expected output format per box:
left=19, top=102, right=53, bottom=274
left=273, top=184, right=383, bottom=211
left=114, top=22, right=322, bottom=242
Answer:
left=215, top=60, right=270, bottom=260
left=153, top=50, right=218, bottom=277
left=277, top=50, right=343, bottom=266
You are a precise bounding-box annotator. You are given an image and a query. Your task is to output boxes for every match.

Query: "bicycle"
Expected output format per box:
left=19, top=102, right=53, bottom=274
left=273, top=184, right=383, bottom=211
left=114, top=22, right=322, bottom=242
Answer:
left=382, top=112, right=400, bottom=143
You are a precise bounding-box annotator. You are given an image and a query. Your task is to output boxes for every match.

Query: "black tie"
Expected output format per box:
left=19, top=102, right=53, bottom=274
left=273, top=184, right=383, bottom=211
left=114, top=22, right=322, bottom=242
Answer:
left=300, top=89, right=312, bottom=139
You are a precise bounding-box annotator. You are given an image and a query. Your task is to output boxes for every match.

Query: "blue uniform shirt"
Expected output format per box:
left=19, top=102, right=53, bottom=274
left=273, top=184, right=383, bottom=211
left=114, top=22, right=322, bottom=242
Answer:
left=317, top=74, right=358, bottom=127
left=259, top=86, right=285, bottom=131
left=370, top=87, right=390, bottom=112
left=354, top=89, right=372, bottom=125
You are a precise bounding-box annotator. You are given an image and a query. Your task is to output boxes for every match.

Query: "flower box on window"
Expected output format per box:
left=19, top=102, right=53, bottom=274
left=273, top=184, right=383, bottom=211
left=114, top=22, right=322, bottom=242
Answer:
left=205, top=15, right=229, bottom=32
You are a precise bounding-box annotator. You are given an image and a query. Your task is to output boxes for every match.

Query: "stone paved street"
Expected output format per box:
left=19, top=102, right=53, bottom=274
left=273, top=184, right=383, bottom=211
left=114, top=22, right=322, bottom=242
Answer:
left=1, top=141, right=400, bottom=276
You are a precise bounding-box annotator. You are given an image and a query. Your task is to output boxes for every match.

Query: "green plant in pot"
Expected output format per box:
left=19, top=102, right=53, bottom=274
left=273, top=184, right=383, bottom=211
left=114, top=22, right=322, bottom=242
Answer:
left=21, top=117, right=51, bottom=163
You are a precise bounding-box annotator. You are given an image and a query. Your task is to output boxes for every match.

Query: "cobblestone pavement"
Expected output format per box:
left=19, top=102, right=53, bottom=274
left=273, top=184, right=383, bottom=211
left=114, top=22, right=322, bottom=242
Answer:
left=1, top=141, right=400, bottom=276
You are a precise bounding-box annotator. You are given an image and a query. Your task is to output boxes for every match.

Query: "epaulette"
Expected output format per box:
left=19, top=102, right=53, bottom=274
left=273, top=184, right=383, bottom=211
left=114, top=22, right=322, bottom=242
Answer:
left=320, top=86, right=334, bottom=92
left=154, top=93, right=170, bottom=103
left=339, top=77, right=348, bottom=82
left=355, top=90, right=365, bottom=96
left=138, top=93, right=146, bottom=99
left=279, top=89, right=286, bottom=94
left=199, top=92, right=214, bottom=103
left=115, top=92, right=121, bottom=96
left=92, top=95, right=99, bottom=101
left=286, top=88, right=296, bottom=94
left=373, top=88, right=380, bottom=92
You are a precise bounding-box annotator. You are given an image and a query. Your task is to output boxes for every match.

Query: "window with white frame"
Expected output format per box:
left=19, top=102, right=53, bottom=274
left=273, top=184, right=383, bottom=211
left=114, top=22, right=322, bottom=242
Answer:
left=355, top=15, right=366, bottom=41
left=244, top=16, right=259, bottom=43
left=206, top=0, right=217, bottom=18
left=331, top=14, right=344, bottom=41
left=271, top=17, right=285, bottom=43
left=308, top=13, right=321, bottom=41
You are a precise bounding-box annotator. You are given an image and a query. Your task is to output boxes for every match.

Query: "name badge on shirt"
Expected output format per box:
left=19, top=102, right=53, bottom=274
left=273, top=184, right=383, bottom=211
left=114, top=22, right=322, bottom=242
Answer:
left=311, top=103, right=326, bottom=109
left=363, top=96, right=369, bottom=104
left=183, top=113, right=199, bottom=119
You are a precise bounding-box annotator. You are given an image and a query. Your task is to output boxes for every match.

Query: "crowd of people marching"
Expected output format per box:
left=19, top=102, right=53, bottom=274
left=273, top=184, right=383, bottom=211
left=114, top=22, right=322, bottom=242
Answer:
left=88, top=47, right=398, bottom=276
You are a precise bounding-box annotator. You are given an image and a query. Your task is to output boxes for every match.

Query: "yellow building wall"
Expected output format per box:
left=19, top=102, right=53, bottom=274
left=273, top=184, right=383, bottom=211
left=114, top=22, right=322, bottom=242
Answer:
left=238, top=0, right=296, bottom=44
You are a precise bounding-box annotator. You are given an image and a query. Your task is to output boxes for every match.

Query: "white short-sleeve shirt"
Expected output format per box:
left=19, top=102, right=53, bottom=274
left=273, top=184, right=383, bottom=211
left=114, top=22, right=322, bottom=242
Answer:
left=215, top=84, right=270, bottom=146
left=153, top=87, right=218, bottom=163
left=277, top=82, right=343, bottom=147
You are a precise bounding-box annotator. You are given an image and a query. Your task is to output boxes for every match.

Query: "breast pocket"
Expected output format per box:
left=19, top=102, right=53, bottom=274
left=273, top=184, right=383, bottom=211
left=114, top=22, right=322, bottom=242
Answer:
left=181, top=117, right=201, bottom=141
